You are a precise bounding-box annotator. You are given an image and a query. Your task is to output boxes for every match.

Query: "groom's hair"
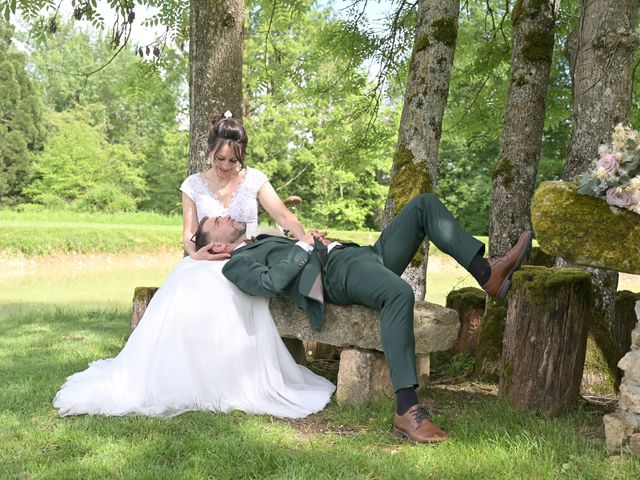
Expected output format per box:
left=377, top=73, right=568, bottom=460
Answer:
left=193, top=216, right=246, bottom=250
left=193, top=216, right=213, bottom=250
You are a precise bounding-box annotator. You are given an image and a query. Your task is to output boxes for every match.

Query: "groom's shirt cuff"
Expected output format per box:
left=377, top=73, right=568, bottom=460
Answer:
left=295, top=241, right=314, bottom=253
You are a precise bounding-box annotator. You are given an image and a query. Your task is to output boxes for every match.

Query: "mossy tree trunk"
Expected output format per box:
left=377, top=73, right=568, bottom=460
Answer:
left=500, top=267, right=593, bottom=415
left=474, top=297, right=507, bottom=381
left=488, top=0, right=559, bottom=256
left=445, top=287, right=486, bottom=355
left=382, top=0, right=460, bottom=300
left=189, top=0, right=245, bottom=174
left=560, top=0, right=640, bottom=382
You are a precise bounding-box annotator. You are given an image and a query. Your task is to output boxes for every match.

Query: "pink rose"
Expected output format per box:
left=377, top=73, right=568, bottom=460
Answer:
left=606, top=187, right=632, bottom=208
left=597, top=154, right=619, bottom=174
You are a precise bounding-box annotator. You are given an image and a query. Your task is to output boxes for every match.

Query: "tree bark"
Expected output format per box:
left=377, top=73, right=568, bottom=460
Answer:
left=560, top=0, right=640, bottom=383
left=500, top=266, right=592, bottom=415
left=488, top=0, right=559, bottom=255
left=189, top=0, right=245, bottom=174
left=445, top=287, right=486, bottom=355
left=382, top=0, right=460, bottom=300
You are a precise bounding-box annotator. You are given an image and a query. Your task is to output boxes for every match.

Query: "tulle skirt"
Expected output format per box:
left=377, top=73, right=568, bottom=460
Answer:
left=53, top=257, right=335, bottom=419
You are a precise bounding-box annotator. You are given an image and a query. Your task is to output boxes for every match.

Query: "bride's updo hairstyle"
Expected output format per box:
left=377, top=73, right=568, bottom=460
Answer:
left=207, top=114, right=248, bottom=169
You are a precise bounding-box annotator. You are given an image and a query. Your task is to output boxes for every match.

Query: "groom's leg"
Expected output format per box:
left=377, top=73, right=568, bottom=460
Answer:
left=327, top=252, right=419, bottom=391
left=373, top=193, right=484, bottom=275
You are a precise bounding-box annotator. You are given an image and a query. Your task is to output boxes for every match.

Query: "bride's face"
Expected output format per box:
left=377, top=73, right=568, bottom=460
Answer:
left=210, top=144, right=241, bottom=179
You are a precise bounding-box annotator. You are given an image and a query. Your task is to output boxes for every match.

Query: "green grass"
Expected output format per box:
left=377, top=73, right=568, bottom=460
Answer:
left=0, top=207, right=183, bottom=225
left=1, top=307, right=638, bottom=479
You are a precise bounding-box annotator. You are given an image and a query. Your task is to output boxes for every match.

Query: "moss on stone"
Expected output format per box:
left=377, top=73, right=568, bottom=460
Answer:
left=431, top=17, right=458, bottom=48
left=474, top=298, right=508, bottom=382
left=492, top=156, right=515, bottom=187
left=528, top=246, right=555, bottom=267
left=531, top=181, right=640, bottom=274
left=521, top=30, right=554, bottom=63
left=446, top=287, right=486, bottom=309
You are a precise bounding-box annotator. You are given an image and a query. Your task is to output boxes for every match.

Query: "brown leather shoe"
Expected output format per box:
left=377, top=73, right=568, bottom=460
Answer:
left=393, top=404, right=447, bottom=444
left=481, top=230, right=532, bottom=299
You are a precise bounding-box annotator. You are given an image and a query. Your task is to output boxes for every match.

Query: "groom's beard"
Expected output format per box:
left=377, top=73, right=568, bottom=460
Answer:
left=227, top=223, right=247, bottom=243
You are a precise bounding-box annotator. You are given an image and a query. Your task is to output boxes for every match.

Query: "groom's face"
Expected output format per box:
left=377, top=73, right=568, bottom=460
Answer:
left=203, top=215, right=247, bottom=245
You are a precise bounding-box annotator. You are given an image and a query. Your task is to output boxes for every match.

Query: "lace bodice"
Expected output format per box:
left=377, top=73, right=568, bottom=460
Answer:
left=180, top=167, right=269, bottom=238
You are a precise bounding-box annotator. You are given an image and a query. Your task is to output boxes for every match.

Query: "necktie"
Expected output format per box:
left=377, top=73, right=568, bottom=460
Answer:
left=314, top=238, right=328, bottom=266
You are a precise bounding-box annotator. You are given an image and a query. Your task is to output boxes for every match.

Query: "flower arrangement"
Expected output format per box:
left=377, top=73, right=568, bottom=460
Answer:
left=574, top=123, right=640, bottom=215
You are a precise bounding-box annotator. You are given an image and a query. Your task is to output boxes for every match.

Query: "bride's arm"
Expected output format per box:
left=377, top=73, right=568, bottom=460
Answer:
left=257, top=182, right=306, bottom=240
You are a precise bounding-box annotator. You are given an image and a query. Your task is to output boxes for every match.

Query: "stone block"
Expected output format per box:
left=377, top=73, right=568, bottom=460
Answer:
left=619, top=382, right=640, bottom=416
left=336, top=349, right=393, bottom=404
left=270, top=299, right=459, bottom=355
left=603, top=413, right=635, bottom=453
left=335, top=349, right=432, bottom=404
left=630, top=433, right=640, bottom=456
left=531, top=181, right=640, bottom=274
left=618, top=350, right=640, bottom=385
left=632, top=324, right=640, bottom=351
left=416, top=354, right=430, bottom=386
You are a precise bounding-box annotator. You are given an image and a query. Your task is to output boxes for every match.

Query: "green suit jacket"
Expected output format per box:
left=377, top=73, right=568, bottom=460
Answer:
left=221, top=236, right=327, bottom=330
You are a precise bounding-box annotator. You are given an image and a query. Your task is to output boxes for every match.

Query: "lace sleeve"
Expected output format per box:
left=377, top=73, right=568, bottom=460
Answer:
left=247, top=167, right=269, bottom=196
left=179, top=175, right=197, bottom=202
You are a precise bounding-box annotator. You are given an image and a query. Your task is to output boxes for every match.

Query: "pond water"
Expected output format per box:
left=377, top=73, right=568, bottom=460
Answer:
left=1, top=252, right=638, bottom=313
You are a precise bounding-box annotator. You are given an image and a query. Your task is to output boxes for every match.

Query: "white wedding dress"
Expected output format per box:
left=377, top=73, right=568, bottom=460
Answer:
left=53, top=167, right=335, bottom=419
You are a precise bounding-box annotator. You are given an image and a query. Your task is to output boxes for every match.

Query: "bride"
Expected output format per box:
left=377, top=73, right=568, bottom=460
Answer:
left=53, top=114, right=335, bottom=419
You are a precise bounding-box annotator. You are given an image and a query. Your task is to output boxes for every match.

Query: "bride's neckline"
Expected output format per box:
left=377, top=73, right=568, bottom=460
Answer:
left=198, top=169, right=248, bottom=209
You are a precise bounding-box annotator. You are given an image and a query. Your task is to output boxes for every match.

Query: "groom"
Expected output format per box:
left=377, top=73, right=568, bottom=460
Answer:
left=193, top=193, right=531, bottom=444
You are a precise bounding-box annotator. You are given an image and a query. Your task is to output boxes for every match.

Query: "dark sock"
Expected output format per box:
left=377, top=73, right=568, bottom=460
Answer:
left=396, top=387, right=419, bottom=415
left=468, top=253, right=491, bottom=285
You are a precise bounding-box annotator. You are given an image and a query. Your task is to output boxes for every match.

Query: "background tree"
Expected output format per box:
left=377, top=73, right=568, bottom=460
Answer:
left=382, top=0, right=460, bottom=299
left=488, top=0, right=559, bottom=255
left=24, top=105, right=146, bottom=212
left=244, top=0, right=399, bottom=229
left=189, top=0, right=244, bottom=174
left=0, top=22, right=46, bottom=205
left=560, top=0, right=640, bottom=384
left=476, top=0, right=560, bottom=380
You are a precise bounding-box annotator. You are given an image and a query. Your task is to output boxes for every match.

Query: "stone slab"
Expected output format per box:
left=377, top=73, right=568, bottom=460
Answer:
left=270, top=299, right=459, bottom=355
left=531, top=181, right=640, bottom=274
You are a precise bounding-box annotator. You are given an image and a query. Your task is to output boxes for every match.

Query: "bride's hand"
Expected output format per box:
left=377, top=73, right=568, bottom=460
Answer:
left=190, top=243, right=231, bottom=261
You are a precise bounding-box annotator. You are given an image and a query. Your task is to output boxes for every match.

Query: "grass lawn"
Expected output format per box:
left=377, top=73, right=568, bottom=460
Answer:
left=1, top=307, right=639, bottom=479
left=2, top=209, right=640, bottom=478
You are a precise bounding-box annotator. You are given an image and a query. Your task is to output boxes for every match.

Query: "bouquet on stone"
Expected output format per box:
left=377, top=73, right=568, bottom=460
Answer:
left=574, top=123, right=640, bottom=215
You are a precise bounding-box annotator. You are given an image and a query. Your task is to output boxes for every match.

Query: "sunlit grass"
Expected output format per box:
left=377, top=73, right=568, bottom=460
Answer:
left=1, top=307, right=638, bottom=479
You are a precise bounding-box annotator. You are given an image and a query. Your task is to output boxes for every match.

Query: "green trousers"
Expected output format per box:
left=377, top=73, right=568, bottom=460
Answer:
left=323, top=193, right=484, bottom=391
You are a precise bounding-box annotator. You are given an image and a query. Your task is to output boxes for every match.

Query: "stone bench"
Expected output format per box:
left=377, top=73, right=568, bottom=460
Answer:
left=132, top=287, right=460, bottom=404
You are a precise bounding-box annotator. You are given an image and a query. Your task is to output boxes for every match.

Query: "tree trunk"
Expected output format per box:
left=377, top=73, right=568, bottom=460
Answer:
left=382, top=0, right=460, bottom=300
left=500, top=266, right=592, bottom=415
left=560, top=0, right=640, bottom=390
left=189, top=0, right=245, bottom=174
left=445, top=287, right=486, bottom=355
left=131, top=287, right=159, bottom=331
left=488, top=0, right=559, bottom=255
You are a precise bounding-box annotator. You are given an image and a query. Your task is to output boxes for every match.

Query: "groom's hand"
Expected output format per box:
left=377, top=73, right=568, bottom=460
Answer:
left=191, top=242, right=231, bottom=261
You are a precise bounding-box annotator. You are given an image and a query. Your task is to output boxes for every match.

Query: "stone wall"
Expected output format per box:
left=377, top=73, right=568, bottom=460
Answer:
left=604, top=301, right=640, bottom=455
